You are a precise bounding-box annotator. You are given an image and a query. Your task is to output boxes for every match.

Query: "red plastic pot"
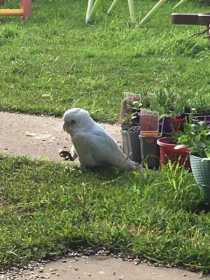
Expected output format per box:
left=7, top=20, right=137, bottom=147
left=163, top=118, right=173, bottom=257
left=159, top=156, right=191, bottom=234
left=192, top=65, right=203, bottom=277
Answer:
left=157, top=137, right=191, bottom=169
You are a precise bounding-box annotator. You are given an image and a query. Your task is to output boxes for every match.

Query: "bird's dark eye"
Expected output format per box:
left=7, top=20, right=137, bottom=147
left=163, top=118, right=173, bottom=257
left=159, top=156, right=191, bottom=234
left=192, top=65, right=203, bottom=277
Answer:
left=70, top=120, right=76, bottom=125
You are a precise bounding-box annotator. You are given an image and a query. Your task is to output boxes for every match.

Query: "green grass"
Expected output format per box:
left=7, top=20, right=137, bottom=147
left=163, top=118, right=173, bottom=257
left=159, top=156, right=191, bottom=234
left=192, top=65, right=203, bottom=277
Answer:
left=1, top=0, right=210, bottom=273
left=1, top=155, right=210, bottom=272
left=0, top=0, right=210, bottom=121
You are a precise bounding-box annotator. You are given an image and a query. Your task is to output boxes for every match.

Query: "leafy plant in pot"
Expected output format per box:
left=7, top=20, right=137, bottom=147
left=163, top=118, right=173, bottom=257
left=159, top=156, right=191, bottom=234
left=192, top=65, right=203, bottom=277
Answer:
left=182, top=106, right=210, bottom=126
left=157, top=115, right=190, bottom=169
left=159, top=113, right=186, bottom=137
left=139, top=109, right=160, bottom=170
left=157, top=136, right=191, bottom=169
left=177, top=122, right=210, bottom=205
left=120, top=95, right=142, bottom=163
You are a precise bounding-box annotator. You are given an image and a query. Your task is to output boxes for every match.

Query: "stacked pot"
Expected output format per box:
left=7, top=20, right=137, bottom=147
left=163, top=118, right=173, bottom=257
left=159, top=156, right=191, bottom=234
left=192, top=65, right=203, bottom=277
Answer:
left=121, top=99, right=210, bottom=205
left=121, top=109, right=160, bottom=170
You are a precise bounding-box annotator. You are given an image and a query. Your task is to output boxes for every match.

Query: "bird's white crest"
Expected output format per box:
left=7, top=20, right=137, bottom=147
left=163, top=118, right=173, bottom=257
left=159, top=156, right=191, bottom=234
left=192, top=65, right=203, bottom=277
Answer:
left=63, top=108, right=95, bottom=135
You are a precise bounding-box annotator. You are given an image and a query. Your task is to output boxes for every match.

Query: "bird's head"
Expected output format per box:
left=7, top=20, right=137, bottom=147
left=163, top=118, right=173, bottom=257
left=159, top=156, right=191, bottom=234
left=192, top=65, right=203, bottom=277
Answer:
left=63, top=108, right=94, bottom=135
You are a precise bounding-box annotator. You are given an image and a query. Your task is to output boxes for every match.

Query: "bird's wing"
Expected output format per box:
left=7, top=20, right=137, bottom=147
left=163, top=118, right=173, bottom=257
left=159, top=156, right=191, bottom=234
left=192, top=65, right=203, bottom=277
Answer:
left=74, top=127, right=127, bottom=166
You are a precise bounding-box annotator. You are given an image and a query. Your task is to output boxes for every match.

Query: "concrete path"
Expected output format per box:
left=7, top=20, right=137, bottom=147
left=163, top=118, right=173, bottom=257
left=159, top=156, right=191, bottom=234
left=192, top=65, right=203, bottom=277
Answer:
left=0, top=112, right=121, bottom=161
left=2, top=256, right=209, bottom=280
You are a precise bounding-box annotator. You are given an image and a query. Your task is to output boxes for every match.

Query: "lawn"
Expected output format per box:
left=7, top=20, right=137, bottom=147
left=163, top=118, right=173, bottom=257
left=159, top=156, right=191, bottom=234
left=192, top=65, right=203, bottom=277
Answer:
left=1, top=0, right=210, bottom=273
left=1, top=156, right=210, bottom=272
left=0, top=0, right=210, bottom=121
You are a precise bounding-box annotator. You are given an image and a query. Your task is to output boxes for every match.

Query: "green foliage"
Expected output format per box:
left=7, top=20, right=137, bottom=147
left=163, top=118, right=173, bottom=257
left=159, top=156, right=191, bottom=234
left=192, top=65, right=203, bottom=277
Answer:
left=177, top=121, right=210, bottom=157
left=121, top=98, right=142, bottom=126
left=0, top=156, right=207, bottom=271
left=0, top=0, right=210, bottom=121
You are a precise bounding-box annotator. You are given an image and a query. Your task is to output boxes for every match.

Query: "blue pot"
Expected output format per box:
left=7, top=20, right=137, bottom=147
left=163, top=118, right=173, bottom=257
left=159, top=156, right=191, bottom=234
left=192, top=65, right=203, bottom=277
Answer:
left=190, top=155, right=210, bottom=203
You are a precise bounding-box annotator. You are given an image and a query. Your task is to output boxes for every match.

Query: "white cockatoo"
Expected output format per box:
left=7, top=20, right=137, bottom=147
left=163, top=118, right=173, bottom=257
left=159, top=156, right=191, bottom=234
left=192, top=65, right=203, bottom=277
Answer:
left=61, top=108, right=139, bottom=170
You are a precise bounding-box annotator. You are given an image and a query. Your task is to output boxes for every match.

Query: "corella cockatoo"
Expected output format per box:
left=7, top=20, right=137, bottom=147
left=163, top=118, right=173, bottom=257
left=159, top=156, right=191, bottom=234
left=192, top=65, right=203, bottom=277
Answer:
left=61, top=108, right=139, bottom=170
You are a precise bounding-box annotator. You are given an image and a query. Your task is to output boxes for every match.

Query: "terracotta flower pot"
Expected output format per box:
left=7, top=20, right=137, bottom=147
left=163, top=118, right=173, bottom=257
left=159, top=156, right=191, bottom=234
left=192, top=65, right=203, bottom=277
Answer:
left=157, top=137, right=191, bottom=169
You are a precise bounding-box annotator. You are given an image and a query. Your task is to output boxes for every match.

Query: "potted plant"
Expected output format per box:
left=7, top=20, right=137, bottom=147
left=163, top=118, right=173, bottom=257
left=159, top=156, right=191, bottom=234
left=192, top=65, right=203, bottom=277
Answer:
left=177, top=122, right=210, bottom=204
left=120, top=95, right=142, bottom=163
left=191, top=107, right=210, bottom=126
left=138, top=109, right=160, bottom=170
left=157, top=137, right=191, bottom=169
left=157, top=113, right=189, bottom=169
left=159, top=112, right=186, bottom=137
left=184, top=106, right=210, bottom=126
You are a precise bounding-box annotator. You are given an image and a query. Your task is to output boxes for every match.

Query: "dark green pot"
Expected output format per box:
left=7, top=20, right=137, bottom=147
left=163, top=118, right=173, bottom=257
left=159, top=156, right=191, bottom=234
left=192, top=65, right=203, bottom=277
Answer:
left=121, top=128, right=141, bottom=163
left=190, top=154, right=210, bottom=203
left=139, top=135, right=160, bottom=170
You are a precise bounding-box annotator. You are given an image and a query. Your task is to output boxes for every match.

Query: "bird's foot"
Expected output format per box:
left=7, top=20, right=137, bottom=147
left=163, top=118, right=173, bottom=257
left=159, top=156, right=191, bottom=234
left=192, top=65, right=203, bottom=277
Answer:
left=59, top=150, right=75, bottom=161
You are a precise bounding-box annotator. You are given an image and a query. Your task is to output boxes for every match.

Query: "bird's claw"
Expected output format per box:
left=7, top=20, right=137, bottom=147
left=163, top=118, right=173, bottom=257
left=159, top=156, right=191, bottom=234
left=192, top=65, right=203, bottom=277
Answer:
left=59, top=150, right=75, bottom=161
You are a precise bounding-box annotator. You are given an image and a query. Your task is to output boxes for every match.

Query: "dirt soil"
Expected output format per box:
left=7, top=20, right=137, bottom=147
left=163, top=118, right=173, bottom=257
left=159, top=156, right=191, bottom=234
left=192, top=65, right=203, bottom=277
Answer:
left=0, top=111, right=209, bottom=280
left=0, top=112, right=121, bottom=161
left=2, top=256, right=209, bottom=280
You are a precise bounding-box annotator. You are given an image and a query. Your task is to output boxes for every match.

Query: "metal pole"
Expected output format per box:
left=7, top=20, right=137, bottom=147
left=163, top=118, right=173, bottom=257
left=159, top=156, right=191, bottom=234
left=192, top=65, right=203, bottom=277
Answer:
left=90, top=0, right=100, bottom=17
left=107, top=0, right=119, bottom=15
left=128, top=0, right=135, bottom=23
left=173, top=0, right=187, bottom=10
left=139, top=0, right=167, bottom=25
left=86, top=0, right=94, bottom=24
